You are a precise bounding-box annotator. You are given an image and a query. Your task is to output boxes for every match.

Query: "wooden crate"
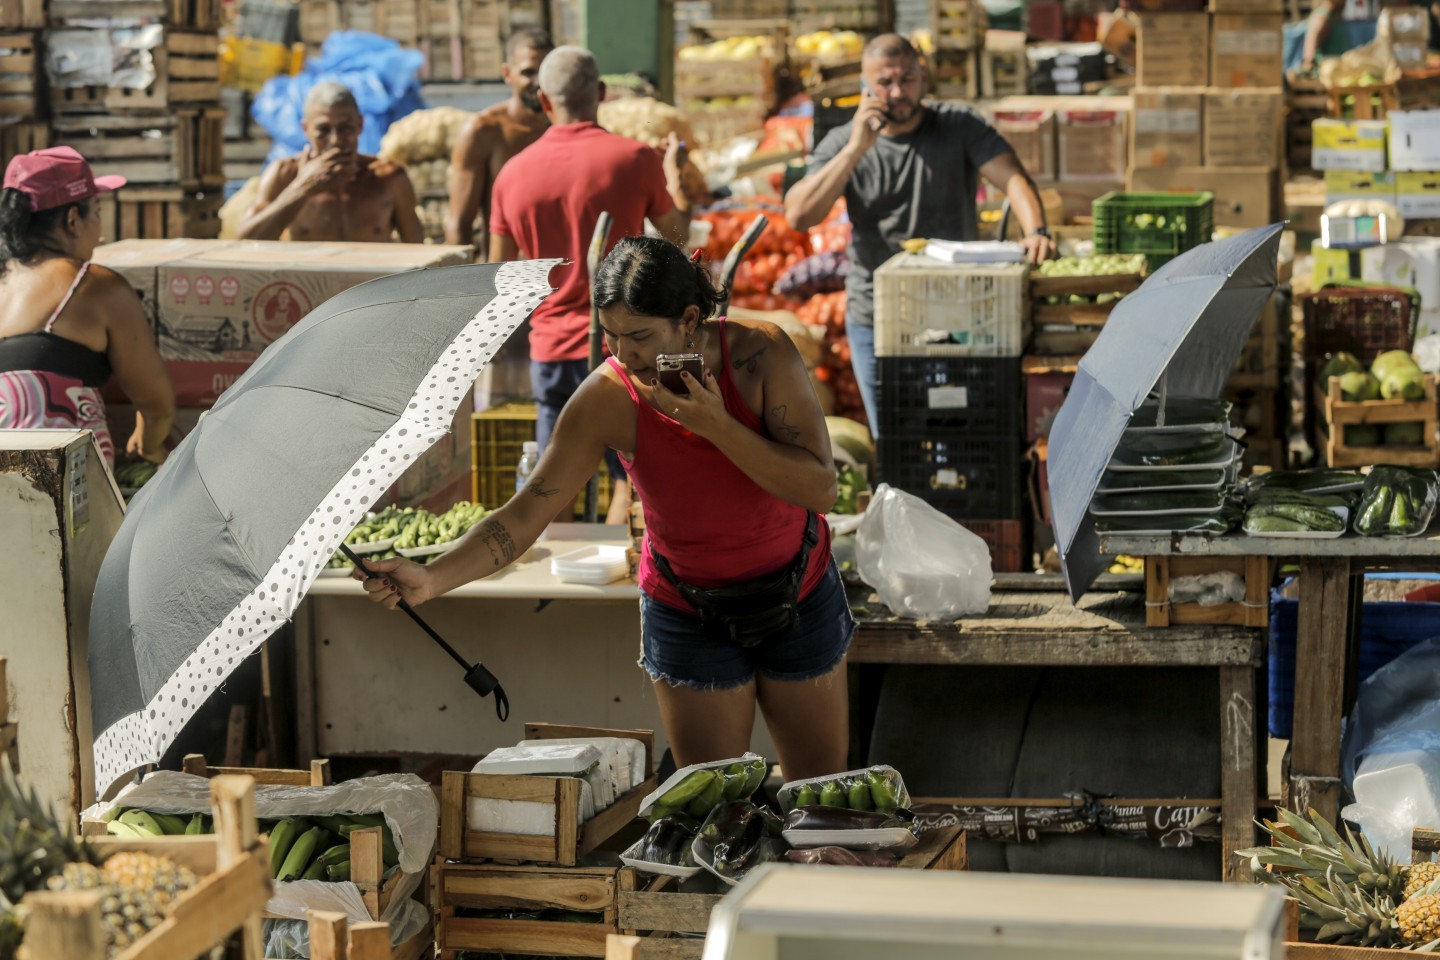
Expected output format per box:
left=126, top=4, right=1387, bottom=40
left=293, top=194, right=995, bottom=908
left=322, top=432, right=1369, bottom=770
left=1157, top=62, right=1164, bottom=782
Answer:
left=51, top=108, right=225, bottom=189
left=0, top=118, right=47, bottom=164
left=20, top=776, right=270, bottom=960
left=0, top=658, right=16, bottom=773
left=50, top=0, right=220, bottom=29
left=981, top=47, right=1027, bottom=99
left=0, top=32, right=38, bottom=118
left=674, top=56, right=774, bottom=103
left=928, top=48, right=977, bottom=101
left=223, top=136, right=270, bottom=181
left=1324, top=69, right=1440, bottom=120
left=1312, top=373, right=1440, bottom=469
left=683, top=103, right=769, bottom=147
left=181, top=752, right=333, bottom=786
left=931, top=0, right=984, bottom=52
left=614, top=826, right=968, bottom=960
left=0, top=0, right=43, bottom=30
left=440, top=721, right=657, bottom=867
left=50, top=30, right=220, bottom=114
left=434, top=858, right=623, bottom=959
left=1145, top=555, right=1272, bottom=629
left=98, top=186, right=224, bottom=242
left=1029, top=271, right=1145, bottom=328
left=790, top=0, right=883, bottom=33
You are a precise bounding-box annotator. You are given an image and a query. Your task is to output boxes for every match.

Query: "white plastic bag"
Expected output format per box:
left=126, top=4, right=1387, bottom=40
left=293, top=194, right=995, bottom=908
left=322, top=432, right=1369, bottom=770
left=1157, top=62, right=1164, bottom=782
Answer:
left=855, top=484, right=992, bottom=619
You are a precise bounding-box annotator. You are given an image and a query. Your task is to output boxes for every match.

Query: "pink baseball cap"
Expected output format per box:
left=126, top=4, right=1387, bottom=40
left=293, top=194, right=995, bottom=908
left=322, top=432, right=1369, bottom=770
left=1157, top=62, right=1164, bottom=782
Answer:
left=3, top=146, right=126, bottom=212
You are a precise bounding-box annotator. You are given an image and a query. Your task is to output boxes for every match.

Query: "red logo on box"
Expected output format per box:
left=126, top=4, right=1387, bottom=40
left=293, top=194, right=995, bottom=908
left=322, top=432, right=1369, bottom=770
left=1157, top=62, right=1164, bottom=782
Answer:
left=169, top=275, right=191, bottom=302
left=252, top=281, right=311, bottom=343
left=195, top=276, right=216, bottom=304
left=219, top=276, right=240, bottom=305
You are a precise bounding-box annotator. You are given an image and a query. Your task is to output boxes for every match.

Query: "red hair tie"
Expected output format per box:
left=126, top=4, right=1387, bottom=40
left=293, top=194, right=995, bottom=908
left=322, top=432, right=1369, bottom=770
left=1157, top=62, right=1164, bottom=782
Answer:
left=690, top=249, right=703, bottom=263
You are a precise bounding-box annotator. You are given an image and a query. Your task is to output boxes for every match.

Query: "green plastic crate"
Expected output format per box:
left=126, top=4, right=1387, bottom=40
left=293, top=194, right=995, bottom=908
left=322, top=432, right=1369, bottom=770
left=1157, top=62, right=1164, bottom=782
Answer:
left=1092, top=192, right=1215, bottom=271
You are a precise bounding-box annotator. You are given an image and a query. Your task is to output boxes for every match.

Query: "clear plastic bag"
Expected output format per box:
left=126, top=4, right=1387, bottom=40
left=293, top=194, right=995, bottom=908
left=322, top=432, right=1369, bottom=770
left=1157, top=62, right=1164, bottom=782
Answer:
left=855, top=484, right=991, bottom=620
left=1351, top=466, right=1439, bottom=537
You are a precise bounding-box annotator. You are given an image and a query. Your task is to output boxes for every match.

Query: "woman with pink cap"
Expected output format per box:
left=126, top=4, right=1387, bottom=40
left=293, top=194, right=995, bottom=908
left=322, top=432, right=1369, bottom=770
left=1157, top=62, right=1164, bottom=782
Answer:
left=0, top=146, right=174, bottom=465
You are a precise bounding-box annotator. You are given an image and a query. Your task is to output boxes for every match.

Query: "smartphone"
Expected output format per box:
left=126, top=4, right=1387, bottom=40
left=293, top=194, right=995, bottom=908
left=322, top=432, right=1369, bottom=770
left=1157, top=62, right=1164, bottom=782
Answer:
left=859, top=79, right=886, bottom=131
left=656, top=353, right=705, bottom=395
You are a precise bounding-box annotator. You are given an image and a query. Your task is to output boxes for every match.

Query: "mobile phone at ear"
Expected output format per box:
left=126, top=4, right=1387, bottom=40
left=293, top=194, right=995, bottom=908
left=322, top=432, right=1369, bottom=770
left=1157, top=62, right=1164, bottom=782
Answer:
left=656, top=353, right=705, bottom=395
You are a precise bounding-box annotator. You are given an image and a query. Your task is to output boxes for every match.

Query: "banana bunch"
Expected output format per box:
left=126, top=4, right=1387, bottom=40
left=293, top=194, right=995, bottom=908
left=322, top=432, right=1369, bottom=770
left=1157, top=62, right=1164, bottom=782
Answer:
left=647, top=759, right=767, bottom=822
left=105, top=807, right=211, bottom=838
left=267, top=814, right=399, bottom=882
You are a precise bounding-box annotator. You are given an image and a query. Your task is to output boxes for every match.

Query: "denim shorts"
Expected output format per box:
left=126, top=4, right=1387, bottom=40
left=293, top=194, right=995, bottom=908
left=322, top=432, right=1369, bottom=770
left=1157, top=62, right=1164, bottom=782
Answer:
left=639, top=558, right=856, bottom=690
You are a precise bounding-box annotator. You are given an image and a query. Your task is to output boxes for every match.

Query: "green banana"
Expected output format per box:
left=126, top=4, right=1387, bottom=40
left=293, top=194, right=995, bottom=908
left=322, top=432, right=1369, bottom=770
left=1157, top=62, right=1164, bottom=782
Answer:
left=686, top=774, right=725, bottom=817
left=301, top=859, right=328, bottom=881
left=278, top=826, right=328, bottom=882
left=658, top=769, right=717, bottom=809
left=646, top=801, right=680, bottom=824
left=327, top=860, right=351, bottom=882
left=268, top=818, right=308, bottom=878
left=381, top=827, right=400, bottom=868
left=118, top=809, right=166, bottom=837
left=185, top=813, right=206, bottom=835
left=312, top=815, right=353, bottom=834
left=148, top=812, right=190, bottom=835
left=345, top=813, right=387, bottom=829
left=106, top=819, right=148, bottom=839
left=315, top=843, right=352, bottom=867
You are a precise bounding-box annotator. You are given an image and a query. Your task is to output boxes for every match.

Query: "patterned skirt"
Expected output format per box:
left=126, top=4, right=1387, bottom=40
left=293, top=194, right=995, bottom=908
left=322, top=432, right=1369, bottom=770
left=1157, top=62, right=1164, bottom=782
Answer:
left=0, top=369, right=114, bottom=464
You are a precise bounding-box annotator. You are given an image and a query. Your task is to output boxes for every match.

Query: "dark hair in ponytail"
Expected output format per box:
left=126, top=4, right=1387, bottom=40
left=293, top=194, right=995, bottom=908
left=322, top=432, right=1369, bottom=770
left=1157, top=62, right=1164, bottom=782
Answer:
left=0, top=188, right=91, bottom=270
left=592, top=236, right=727, bottom=324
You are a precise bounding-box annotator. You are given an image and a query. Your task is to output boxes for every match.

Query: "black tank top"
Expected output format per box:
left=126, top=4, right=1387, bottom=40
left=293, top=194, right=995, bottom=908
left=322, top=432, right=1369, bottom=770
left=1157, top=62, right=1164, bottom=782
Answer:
left=0, top=261, right=112, bottom=386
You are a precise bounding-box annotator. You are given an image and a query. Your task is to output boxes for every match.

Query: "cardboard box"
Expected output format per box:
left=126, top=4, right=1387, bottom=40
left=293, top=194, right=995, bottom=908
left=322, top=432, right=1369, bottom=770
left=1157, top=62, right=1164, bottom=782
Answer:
left=1211, top=13, right=1283, bottom=87
left=1022, top=356, right=1078, bottom=441
left=1136, top=13, right=1208, bottom=87
left=993, top=110, right=1057, bottom=180
left=1324, top=170, right=1397, bottom=206
left=1203, top=87, right=1282, bottom=167
left=1397, top=171, right=1440, bottom=219
left=1312, top=118, right=1388, bottom=172
left=1309, top=238, right=1440, bottom=304
left=1130, top=87, right=1203, bottom=168
left=99, top=239, right=471, bottom=406
left=1057, top=109, right=1128, bottom=181
left=1418, top=307, right=1440, bottom=341
left=1389, top=110, right=1440, bottom=172
left=1209, top=0, right=1282, bottom=10
left=1037, top=177, right=1127, bottom=222
left=1127, top=165, right=1276, bottom=227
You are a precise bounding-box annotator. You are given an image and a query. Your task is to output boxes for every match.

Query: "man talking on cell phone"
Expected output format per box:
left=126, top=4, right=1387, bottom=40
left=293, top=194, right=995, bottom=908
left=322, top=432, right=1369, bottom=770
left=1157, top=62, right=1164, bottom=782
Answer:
left=785, top=33, right=1054, bottom=433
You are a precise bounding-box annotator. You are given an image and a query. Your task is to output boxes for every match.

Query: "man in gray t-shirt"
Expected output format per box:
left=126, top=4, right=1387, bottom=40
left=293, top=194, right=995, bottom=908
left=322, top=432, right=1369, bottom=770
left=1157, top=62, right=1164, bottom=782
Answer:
left=786, top=33, right=1055, bottom=432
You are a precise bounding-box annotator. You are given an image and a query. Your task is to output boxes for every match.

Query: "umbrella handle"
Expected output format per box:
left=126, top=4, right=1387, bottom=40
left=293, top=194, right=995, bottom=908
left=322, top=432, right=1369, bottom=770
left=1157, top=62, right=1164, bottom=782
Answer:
left=718, top=215, right=769, bottom=314
left=339, top=543, right=509, bottom=719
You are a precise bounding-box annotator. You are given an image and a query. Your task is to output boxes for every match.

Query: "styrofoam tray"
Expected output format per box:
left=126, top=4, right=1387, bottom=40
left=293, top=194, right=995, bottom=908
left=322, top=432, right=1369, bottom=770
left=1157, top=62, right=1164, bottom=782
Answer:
left=398, top=541, right=456, bottom=558
left=781, top=827, right=919, bottom=852
left=1244, top=505, right=1349, bottom=539
left=552, top=545, right=628, bottom=584
left=473, top=742, right=603, bottom=776
left=638, top=753, right=765, bottom=820
left=318, top=566, right=354, bottom=578
left=1090, top=501, right=1232, bottom=518
left=620, top=835, right=702, bottom=879
left=1105, top=444, right=1242, bottom=473
left=347, top=537, right=396, bottom=554
left=776, top=765, right=910, bottom=814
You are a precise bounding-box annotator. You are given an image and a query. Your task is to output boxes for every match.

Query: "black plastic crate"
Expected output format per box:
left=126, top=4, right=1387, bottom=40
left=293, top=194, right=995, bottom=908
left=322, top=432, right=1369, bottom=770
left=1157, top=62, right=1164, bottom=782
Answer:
left=877, top=356, right=1024, bottom=437
left=877, top=428, right=1028, bottom=520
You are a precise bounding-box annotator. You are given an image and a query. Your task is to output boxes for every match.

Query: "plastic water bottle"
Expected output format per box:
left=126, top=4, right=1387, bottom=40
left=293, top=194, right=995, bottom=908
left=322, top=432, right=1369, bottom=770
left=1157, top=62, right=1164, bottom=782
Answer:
left=515, top=441, right=539, bottom=494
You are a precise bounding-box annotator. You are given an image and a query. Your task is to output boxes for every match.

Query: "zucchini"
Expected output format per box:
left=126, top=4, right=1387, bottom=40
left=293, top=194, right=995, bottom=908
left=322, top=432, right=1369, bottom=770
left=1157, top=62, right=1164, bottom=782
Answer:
left=1246, top=503, right=1344, bottom=531
left=1244, top=515, right=1309, bottom=533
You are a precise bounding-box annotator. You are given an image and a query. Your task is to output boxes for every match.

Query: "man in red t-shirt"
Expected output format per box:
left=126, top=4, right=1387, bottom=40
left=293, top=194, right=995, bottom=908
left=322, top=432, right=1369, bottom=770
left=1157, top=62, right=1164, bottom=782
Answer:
left=489, top=45, right=690, bottom=521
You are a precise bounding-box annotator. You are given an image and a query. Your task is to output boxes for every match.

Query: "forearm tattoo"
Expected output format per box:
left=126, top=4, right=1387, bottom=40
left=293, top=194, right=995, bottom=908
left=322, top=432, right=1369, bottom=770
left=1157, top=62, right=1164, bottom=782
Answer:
left=476, top=519, right=517, bottom=567
left=733, top=346, right=766, bottom=374
left=770, top=404, right=801, bottom=444
left=525, top=474, right=560, bottom=500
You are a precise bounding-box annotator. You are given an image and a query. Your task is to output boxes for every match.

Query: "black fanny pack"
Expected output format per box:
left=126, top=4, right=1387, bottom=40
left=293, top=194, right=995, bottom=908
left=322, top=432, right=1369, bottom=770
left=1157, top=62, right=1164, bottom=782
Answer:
left=650, top=512, right=820, bottom=648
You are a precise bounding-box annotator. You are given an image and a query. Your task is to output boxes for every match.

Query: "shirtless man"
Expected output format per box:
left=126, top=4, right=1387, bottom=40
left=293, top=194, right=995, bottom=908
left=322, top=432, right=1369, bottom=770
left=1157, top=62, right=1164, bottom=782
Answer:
left=443, top=28, right=553, bottom=250
left=238, top=82, right=424, bottom=244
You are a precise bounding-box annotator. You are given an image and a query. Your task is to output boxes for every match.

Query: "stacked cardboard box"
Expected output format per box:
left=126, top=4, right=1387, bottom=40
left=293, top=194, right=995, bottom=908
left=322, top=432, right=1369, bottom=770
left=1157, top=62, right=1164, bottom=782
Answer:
left=1126, top=0, right=1282, bottom=230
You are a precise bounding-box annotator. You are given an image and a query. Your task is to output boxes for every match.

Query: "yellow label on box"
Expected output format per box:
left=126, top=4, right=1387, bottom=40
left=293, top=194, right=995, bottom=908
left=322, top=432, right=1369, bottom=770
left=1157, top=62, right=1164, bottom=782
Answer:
left=1312, top=119, right=1388, bottom=152
left=1311, top=242, right=1353, bottom=286
left=1396, top=171, right=1440, bottom=218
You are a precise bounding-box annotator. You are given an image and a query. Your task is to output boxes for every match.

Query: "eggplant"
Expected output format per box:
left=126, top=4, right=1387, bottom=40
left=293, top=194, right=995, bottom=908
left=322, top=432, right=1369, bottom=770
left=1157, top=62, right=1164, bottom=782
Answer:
left=711, top=813, right=764, bottom=877
left=784, top=805, right=899, bottom=831
left=700, top=801, right=757, bottom=844
left=639, top=814, right=702, bottom=865
left=782, top=846, right=899, bottom=867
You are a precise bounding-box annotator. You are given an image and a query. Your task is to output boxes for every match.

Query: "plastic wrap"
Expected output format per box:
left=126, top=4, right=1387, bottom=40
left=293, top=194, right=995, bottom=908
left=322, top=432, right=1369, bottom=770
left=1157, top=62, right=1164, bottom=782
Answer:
left=776, top=765, right=910, bottom=814
left=263, top=898, right=429, bottom=958
left=638, top=754, right=766, bottom=821
left=856, top=484, right=991, bottom=620
left=1352, top=466, right=1440, bottom=537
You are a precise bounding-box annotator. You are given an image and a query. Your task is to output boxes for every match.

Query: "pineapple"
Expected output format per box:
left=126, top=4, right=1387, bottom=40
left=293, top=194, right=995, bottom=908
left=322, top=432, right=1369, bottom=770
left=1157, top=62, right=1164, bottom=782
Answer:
left=1399, top=892, right=1440, bottom=948
left=1409, top=862, right=1440, bottom=901
left=46, top=853, right=196, bottom=958
left=1290, top=869, right=1401, bottom=948
left=1238, top=807, right=1408, bottom=901
left=0, top=758, right=95, bottom=908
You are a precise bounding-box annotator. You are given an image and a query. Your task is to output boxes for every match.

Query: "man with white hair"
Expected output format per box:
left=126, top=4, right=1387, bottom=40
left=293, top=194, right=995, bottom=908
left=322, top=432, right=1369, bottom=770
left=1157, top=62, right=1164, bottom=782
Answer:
left=488, top=45, right=690, bottom=523
left=239, top=81, right=423, bottom=243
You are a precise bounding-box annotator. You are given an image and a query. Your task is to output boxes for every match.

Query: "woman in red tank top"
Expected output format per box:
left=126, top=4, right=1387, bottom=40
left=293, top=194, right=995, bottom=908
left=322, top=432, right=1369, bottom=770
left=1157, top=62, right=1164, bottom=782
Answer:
left=361, top=237, right=854, bottom=780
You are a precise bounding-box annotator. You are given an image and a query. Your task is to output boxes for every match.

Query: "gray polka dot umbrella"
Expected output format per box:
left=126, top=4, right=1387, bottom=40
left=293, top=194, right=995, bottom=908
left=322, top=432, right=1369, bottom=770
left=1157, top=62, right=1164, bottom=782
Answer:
left=88, top=259, right=558, bottom=795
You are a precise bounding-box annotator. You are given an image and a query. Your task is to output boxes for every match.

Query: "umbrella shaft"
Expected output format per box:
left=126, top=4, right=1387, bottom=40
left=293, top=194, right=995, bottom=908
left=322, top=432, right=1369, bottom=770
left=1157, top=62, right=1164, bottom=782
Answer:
left=396, top=598, right=473, bottom=670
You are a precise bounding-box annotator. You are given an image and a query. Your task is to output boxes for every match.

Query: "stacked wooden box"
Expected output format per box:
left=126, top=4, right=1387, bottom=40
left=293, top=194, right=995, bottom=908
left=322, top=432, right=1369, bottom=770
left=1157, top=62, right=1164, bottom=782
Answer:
left=926, top=0, right=982, bottom=101
left=42, top=0, right=224, bottom=240
left=0, top=0, right=46, bottom=169
left=1127, top=0, right=1282, bottom=230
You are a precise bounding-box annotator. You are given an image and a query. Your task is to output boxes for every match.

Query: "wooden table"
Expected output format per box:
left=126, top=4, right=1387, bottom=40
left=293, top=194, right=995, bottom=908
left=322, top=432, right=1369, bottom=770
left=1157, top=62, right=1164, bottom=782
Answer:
left=846, top=577, right=1265, bottom=881
left=1101, top=526, right=1440, bottom=830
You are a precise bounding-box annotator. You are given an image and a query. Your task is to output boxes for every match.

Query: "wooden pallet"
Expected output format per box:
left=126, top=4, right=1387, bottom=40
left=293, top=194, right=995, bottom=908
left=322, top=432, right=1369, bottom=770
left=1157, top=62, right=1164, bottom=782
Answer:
left=0, top=658, right=16, bottom=773
left=97, top=186, right=223, bottom=242
left=0, top=32, right=38, bottom=118
left=0, top=0, right=42, bottom=29
left=613, top=826, right=968, bottom=960
left=930, top=0, right=983, bottom=51
left=1313, top=373, right=1440, bottom=469
left=19, top=776, right=270, bottom=960
left=0, top=118, right=47, bottom=163
left=1145, top=555, right=1272, bottom=629
left=929, top=48, right=978, bottom=101
left=182, top=752, right=333, bottom=786
left=51, top=108, right=225, bottom=189
left=434, top=857, right=623, bottom=959
left=298, top=910, right=396, bottom=960
left=1324, top=69, right=1440, bottom=120
left=50, top=30, right=220, bottom=115
left=1029, top=272, right=1145, bottom=327
left=675, top=56, right=774, bottom=103
left=440, top=722, right=656, bottom=867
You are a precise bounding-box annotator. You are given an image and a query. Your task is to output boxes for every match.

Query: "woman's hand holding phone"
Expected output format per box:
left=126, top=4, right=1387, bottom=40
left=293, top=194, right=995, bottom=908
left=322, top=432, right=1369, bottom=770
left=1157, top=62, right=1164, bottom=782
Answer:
left=650, top=356, right=726, bottom=439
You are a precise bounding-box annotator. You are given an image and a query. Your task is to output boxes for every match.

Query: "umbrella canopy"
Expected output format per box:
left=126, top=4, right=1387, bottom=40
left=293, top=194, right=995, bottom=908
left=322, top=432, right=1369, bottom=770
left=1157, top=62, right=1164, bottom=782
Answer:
left=1049, top=224, right=1284, bottom=601
left=89, top=259, right=557, bottom=794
